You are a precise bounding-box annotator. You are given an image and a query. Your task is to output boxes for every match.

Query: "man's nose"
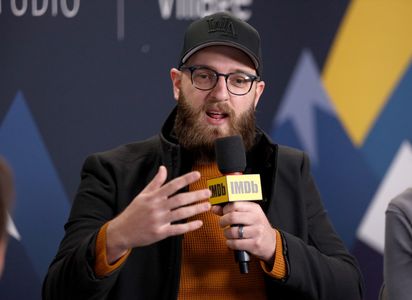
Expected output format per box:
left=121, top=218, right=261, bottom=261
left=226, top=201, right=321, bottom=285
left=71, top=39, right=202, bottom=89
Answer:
left=209, top=75, right=229, bottom=101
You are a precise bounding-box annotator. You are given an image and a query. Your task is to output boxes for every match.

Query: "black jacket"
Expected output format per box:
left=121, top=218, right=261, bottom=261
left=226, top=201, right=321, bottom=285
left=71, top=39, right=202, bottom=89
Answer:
left=43, top=108, right=363, bottom=300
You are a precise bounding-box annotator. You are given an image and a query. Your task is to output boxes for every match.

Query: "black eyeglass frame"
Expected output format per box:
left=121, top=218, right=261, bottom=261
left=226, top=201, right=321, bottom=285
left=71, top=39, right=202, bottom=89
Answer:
left=179, top=65, right=260, bottom=96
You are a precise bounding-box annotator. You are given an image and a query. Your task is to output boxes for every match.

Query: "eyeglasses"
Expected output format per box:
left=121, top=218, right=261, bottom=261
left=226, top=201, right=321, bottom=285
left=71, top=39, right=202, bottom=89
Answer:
left=179, top=65, right=260, bottom=96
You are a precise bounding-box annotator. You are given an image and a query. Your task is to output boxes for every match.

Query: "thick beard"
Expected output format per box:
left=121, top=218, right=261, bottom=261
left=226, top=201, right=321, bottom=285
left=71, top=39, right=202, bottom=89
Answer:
left=174, top=92, right=256, bottom=164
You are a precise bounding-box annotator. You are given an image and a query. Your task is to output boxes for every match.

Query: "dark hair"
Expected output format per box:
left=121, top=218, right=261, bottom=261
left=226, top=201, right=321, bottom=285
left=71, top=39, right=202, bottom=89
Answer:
left=0, top=157, right=13, bottom=240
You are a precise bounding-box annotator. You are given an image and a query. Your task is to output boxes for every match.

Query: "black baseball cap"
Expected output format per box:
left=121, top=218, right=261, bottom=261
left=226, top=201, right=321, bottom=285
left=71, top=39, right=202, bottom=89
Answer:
left=179, top=12, right=263, bottom=76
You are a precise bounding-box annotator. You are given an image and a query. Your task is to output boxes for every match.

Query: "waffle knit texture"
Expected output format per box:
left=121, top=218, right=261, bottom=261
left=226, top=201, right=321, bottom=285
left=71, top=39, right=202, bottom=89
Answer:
left=94, top=163, right=286, bottom=294
left=177, top=163, right=285, bottom=300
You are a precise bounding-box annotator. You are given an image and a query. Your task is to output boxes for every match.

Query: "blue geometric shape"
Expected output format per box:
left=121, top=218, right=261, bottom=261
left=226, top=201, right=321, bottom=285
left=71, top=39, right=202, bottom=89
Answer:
left=0, top=91, right=69, bottom=280
left=362, top=62, right=412, bottom=178
left=352, top=239, right=383, bottom=300
left=0, top=237, right=41, bottom=300
left=272, top=105, right=379, bottom=248
left=273, top=49, right=335, bottom=165
left=271, top=118, right=305, bottom=152
left=314, top=108, right=379, bottom=248
left=270, top=49, right=381, bottom=248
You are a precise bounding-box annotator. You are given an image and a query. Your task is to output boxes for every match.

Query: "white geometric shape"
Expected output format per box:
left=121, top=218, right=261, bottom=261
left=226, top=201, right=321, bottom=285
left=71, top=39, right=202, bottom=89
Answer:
left=7, top=213, right=21, bottom=241
left=357, top=140, right=412, bottom=253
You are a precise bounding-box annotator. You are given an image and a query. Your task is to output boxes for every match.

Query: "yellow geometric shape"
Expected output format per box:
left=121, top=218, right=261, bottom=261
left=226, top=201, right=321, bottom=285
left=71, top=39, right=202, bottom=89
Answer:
left=323, top=0, right=412, bottom=146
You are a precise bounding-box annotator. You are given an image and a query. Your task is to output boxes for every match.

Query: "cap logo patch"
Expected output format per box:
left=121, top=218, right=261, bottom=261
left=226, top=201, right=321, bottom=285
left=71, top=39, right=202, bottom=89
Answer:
left=207, top=17, right=237, bottom=38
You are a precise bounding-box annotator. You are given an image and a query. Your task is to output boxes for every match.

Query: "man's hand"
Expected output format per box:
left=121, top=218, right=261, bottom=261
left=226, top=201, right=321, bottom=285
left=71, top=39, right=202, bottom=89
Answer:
left=106, top=166, right=211, bottom=263
left=212, top=202, right=276, bottom=264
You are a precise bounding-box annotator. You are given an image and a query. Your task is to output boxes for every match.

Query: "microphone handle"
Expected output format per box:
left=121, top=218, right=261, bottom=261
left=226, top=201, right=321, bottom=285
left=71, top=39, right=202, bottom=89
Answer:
left=214, top=135, right=250, bottom=274
left=235, top=249, right=250, bottom=274
left=232, top=224, right=250, bottom=274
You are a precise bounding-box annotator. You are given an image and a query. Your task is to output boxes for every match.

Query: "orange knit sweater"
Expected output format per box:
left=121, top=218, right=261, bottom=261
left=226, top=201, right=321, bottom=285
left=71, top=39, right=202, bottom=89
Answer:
left=94, top=164, right=286, bottom=299
left=178, top=163, right=267, bottom=300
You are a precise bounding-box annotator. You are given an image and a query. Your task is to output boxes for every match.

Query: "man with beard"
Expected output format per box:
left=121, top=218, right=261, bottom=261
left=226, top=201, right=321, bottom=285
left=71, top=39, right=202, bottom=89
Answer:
left=43, top=12, right=363, bottom=300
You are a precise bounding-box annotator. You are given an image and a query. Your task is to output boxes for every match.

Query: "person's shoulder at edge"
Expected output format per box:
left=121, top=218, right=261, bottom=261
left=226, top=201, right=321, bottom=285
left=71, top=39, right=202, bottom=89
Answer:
left=387, top=188, right=412, bottom=215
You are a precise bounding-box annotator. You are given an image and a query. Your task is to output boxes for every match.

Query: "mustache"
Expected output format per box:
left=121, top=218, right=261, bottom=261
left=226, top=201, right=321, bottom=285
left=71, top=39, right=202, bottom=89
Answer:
left=202, top=101, right=234, bottom=117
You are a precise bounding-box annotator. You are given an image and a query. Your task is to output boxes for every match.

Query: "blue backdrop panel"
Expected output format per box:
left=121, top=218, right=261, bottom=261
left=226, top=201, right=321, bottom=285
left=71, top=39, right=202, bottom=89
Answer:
left=5, top=2, right=405, bottom=300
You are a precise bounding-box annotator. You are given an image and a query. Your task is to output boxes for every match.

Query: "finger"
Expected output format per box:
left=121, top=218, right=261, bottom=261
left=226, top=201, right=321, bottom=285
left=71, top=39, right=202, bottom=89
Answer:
left=219, top=211, right=252, bottom=228
left=211, top=205, right=223, bottom=216
left=226, top=229, right=277, bottom=261
left=224, top=225, right=249, bottom=240
left=166, top=220, right=204, bottom=236
left=158, top=171, right=201, bottom=198
left=168, top=201, right=211, bottom=223
left=141, top=166, right=168, bottom=193
left=226, top=239, right=252, bottom=251
left=222, top=201, right=255, bottom=214
left=167, top=189, right=211, bottom=210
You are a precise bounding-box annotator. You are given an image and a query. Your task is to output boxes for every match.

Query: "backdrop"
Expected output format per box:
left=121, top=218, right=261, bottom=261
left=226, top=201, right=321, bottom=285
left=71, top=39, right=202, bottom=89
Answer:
left=1, top=1, right=411, bottom=299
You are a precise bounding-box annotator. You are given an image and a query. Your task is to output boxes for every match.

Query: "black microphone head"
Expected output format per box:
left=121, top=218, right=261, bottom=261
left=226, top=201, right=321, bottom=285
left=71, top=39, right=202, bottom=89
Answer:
left=214, top=135, right=246, bottom=174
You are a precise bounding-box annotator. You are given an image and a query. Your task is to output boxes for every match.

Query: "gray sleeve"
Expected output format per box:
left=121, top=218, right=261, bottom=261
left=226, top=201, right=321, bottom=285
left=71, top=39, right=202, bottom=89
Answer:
left=384, top=188, right=412, bottom=300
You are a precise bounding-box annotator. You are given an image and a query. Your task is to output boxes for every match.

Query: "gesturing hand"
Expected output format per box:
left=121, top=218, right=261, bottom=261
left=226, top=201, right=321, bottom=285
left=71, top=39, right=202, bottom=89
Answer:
left=106, top=166, right=211, bottom=263
left=212, top=201, right=276, bottom=263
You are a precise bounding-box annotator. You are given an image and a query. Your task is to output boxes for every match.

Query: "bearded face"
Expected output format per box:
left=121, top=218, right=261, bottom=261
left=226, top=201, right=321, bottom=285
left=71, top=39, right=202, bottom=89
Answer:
left=174, top=91, right=256, bottom=163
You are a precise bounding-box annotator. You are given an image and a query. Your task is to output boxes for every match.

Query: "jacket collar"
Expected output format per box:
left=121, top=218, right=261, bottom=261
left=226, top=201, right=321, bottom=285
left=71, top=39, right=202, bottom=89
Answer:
left=159, top=106, right=277, bottom=173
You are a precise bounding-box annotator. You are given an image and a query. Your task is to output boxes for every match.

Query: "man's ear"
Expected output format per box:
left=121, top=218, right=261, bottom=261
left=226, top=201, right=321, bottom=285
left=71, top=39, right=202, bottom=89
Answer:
left=170, top=68, right=182, bottom=101
left=253, top=80, right=265, bottom=108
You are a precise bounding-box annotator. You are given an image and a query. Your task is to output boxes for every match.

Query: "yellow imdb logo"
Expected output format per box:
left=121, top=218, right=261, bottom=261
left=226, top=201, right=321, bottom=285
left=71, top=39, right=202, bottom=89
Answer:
left=207, top=174, right=263, bottom=205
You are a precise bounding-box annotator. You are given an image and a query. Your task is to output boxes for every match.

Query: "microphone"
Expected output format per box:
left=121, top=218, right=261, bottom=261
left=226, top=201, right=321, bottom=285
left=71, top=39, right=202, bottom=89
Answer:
left=208, top=135, right=263, bottom=274
left=214, top=135, right=246, bottom=175
left=207, top=136, right=262, bottom=206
